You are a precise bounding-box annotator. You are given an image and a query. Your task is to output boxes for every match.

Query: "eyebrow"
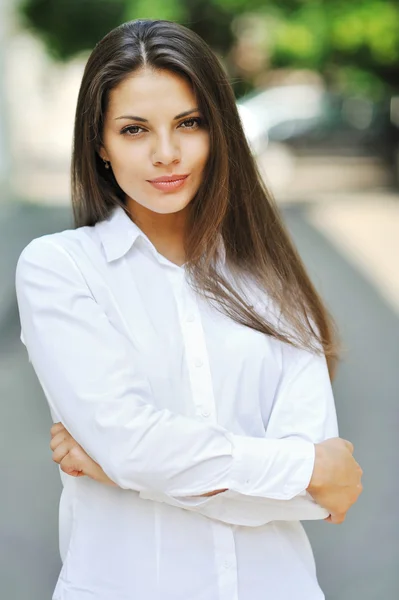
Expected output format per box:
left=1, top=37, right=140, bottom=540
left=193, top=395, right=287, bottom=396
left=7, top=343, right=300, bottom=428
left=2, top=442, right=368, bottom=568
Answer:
left=114, top=108, right=200, bottom=122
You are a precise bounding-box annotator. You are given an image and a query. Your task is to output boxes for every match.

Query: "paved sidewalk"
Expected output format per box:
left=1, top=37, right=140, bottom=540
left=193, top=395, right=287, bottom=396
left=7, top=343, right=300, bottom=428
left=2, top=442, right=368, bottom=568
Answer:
left=305, top=191, right=399, bottom=316
left=0, top=202, right=28, bottom=327
left=0, top=201, right=72, bottom=328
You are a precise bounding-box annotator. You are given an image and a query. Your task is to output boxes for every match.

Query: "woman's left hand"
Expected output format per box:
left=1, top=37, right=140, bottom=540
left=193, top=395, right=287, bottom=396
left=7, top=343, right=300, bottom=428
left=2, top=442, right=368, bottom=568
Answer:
left=50, top=422, right=117, bottom=486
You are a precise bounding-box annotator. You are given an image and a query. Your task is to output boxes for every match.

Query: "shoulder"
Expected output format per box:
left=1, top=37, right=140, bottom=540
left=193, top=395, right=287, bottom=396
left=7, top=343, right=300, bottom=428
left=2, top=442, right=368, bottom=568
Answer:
left=16, top=221, right=100, bottom=266
left=16, top=225, right=98, bottom=286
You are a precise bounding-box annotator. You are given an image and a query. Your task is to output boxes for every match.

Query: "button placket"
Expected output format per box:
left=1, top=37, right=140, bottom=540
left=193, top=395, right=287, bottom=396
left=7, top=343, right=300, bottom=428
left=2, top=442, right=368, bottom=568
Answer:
left=212, top=521, right=239, bottom=600
left=172, top=277, right=217, bottom=422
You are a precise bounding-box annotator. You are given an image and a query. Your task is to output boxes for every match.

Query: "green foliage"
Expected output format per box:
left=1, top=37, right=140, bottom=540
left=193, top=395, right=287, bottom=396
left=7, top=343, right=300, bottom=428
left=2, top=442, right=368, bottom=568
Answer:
left=254, top=1, right=399, bottom=69
left=330, top=1, right=399, bottom=64
left=19, top=0, right=126, bottom=60
left=124, top=0, right=185, bottom=23
left=268, top=3, right=330, bottom=69
left=17, top=0, right=399, bottom=94
left=247, top=0, right=399, bottom=94
left=18, top=0, right=236, bottom=60
left=333, top=66, right=386, bottom=99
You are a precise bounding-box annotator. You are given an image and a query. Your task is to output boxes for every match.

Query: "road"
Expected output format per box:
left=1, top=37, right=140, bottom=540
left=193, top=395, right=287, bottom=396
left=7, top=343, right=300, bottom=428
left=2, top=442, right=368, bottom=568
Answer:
left=0, top=198, right=398, bottom=599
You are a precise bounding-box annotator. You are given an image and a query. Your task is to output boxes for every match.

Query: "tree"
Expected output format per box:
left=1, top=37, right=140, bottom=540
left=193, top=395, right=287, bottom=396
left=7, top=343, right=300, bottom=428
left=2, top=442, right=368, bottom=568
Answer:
left=19, top=0, right=126, bottom=60
left=18, top=0, right=235, bottom=60
left=18, top=0, right=399, bottom=97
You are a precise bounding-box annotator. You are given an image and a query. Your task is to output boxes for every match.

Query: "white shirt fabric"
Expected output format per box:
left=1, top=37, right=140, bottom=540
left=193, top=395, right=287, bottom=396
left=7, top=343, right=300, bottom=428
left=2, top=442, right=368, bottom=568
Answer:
left=15, top=204, right=338, bottom=600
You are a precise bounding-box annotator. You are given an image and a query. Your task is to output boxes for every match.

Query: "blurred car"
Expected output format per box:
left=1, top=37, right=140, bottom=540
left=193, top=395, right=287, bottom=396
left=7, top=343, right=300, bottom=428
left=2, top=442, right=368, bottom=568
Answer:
left=238, top=84, right=326, bottom=156
left=237, top=84, right=399, bottom=186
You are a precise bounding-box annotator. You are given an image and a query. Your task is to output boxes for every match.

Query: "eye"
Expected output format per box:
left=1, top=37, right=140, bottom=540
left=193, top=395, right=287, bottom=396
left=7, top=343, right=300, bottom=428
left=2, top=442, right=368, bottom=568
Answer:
left=120, top=125, right=145, bottom=136
left=179, top=117, right=203, bottom=130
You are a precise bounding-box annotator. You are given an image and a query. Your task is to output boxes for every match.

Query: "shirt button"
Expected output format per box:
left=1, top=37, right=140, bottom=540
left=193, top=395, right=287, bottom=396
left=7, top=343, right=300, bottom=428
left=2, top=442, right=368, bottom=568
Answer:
left=194, top=358, right=203, bottom=367
left=223, top=560, right=232, bottom=569
left=186, top=314, right=195, bottom=322
left=201, top=409, right=211, bottom=417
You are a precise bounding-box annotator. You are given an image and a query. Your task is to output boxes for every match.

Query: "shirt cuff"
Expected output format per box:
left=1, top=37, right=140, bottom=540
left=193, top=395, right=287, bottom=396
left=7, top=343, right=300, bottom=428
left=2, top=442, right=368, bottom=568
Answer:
left=228, top=435, right=315, bottom=500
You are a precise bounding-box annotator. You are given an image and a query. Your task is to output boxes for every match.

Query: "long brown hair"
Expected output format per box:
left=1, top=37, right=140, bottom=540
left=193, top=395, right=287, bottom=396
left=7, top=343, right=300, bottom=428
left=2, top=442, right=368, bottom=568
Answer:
left=72, top=19, right=340, bottom=379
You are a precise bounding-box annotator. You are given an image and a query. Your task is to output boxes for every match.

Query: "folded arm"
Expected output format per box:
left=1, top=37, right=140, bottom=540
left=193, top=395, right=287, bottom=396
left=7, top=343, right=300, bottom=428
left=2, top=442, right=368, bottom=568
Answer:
left=48, top=337, right=339, bottom=526
left=16, top=237, right=315, bottom=501
left=146, top=344, right=339, bottom=525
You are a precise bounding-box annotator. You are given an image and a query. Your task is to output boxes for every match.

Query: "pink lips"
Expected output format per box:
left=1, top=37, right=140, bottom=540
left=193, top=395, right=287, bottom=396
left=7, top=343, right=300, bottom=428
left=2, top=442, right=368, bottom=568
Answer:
left=147, top=174, right=189, bottom=192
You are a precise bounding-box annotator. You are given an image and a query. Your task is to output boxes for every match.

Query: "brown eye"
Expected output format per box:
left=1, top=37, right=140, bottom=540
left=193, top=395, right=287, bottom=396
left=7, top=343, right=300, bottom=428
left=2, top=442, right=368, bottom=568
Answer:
left=179, top=118, right=202, bottom=129
left=121, top=125, right=144, bottom=136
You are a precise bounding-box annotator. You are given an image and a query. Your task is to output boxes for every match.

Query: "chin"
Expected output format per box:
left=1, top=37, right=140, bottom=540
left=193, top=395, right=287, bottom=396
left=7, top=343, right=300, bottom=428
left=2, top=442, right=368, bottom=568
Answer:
left=147, top=194, right=193, bottom=214
left=150, top=204, right=190, bottom=215
left=126, top=190, right=195, bottom=215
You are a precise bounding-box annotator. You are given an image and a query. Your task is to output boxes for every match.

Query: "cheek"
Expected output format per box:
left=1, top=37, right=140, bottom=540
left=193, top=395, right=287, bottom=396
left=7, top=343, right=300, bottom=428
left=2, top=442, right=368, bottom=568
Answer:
left=104, top=148, right=144, bottom=198
left=109, top=144, right=146, bottom=184
left=184, top=133, right=210, bottom=170
left=110, top=140, right=140, bottom=166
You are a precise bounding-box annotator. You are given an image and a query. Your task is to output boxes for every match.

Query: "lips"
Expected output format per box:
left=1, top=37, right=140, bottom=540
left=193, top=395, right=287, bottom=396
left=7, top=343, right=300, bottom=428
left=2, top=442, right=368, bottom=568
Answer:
left=147, top=174, right=190, bottom=192
left=148, top=174, right=189, bottom=183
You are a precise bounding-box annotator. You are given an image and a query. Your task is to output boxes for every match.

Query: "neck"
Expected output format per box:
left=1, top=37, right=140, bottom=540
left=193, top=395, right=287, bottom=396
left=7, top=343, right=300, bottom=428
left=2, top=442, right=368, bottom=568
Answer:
left=126, top=197, right=188, bottom=267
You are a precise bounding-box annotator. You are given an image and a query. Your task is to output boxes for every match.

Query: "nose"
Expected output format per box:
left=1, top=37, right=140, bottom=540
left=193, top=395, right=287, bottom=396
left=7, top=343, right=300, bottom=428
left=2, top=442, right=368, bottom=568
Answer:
left=152, top=133, right=181, bottom=166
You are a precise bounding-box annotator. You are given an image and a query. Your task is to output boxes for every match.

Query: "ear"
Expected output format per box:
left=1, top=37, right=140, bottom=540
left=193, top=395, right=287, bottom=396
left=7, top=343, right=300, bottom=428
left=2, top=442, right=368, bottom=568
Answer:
left=98, top=146, right=110, bottom=163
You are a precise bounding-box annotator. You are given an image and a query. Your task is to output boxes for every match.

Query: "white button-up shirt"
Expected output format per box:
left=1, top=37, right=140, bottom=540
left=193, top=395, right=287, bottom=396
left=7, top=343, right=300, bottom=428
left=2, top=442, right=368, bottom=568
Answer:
left=15, top=204, right=338, bottom=600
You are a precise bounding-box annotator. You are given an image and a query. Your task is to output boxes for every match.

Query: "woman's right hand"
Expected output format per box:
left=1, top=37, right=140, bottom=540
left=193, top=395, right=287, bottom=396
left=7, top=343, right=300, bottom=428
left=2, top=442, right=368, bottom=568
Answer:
left=50, top=422, right=117, bottom=487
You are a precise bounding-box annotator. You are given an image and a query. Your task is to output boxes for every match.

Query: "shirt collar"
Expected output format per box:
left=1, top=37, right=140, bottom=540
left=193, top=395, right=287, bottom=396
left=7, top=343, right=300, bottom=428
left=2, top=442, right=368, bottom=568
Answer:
left=95, top=204, right=148, bottom=263
left=96, top=204, right=226, bottom=266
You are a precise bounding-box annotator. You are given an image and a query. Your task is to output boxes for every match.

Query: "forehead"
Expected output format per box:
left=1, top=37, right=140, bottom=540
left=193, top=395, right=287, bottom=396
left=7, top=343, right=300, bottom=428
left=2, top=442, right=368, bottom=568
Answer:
left=107, top=68, right=197, bottom=117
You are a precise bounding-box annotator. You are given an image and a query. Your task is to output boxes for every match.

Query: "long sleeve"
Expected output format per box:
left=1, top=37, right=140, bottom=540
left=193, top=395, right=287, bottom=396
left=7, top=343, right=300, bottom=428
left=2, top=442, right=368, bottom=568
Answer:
left=144, top=345, right=338, bottom=525
left=15, top=237, right=315, bottom=499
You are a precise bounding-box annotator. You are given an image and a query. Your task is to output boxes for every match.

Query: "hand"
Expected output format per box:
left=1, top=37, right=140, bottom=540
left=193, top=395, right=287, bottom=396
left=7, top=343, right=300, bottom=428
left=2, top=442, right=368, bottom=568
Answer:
left=307, top=437, right=363, bottom=524
left=50, top=422, right=117, bottom=487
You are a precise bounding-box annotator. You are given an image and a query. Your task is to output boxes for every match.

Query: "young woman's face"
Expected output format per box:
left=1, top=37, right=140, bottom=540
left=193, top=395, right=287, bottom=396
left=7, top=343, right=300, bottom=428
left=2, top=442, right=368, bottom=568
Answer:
left=100, top=68, right=210, bottom=215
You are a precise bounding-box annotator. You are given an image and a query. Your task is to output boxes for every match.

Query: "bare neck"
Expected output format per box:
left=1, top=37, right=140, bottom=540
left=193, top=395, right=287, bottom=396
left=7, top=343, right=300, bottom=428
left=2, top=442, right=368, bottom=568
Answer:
left=126, top=198, right=188, bottom=267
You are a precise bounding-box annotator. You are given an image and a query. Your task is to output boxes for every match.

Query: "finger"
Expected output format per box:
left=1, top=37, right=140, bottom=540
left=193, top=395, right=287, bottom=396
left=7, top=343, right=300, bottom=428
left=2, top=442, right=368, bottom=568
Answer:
left=353, top=482, right=363, bottom=503
left=52, top=442, right=71, bottom=465
left=59, top=454, right=83, bottom=477
left=50, top=422, right=65, bottom=438
left=342, top=439, right=354, bottom=455
left=50, top=431, right=71, bottom=451
left=324, top=515, right=333, bottom=523
left=329, top=513, right=346, bottom=525
left=59, top=451, right=87, bottom=478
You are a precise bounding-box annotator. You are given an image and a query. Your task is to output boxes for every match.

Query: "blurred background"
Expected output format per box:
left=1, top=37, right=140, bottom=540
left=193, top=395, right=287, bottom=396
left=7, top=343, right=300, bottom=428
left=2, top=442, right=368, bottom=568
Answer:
left=0, top=0, right=398, bottom=598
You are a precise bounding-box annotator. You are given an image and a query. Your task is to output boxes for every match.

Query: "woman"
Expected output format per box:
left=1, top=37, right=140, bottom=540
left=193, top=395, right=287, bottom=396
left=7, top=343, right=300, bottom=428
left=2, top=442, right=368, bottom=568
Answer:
left=15, top=19, right=362, bottom=600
